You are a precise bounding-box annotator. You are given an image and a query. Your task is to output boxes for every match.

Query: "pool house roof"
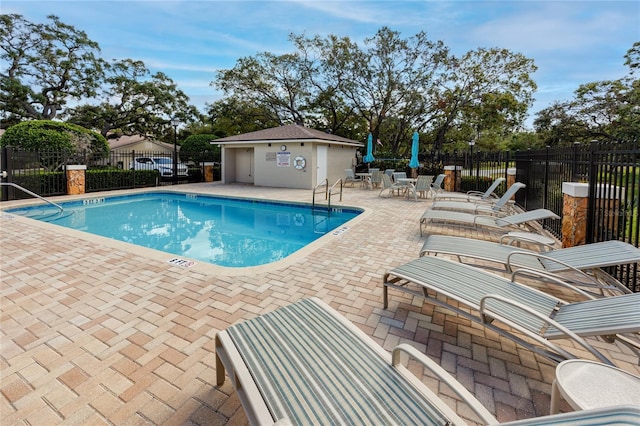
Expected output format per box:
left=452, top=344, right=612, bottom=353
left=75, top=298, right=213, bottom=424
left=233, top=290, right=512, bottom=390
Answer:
left=214, top=124, right=363, bottom=147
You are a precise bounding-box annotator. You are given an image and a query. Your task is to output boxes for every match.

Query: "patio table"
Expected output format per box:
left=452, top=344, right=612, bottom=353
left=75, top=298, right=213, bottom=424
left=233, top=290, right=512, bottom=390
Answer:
left=550, top=359, right=640, bottom=414
left=356, top=172, right=372, bottom=189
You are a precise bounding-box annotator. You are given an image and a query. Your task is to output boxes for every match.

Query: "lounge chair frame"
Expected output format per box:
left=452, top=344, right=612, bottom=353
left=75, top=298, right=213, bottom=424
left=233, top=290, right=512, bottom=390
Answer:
left=434, top=177, right=505, bottom=202
left=430, top=182, right=525, bottom=215
left=383, top=256, right=640, bottom=365
left=419, top=208, right=560, bottom=237
left=419, top=235, right=638, bottom=295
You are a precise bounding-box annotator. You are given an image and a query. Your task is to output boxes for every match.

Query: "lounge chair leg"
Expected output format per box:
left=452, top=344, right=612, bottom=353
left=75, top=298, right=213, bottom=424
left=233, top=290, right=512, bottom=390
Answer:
left=215, top=336, right=226, bottom=386
left=383, top=284, right=389, bottom=309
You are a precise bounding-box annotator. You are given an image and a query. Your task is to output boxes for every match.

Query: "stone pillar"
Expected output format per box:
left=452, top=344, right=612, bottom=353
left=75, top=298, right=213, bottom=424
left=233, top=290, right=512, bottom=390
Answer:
left=66, top=165, right=86, bottom=195
left=561, top=183, right=588, bottom=248
left=203, top=162, right=215, bottom=182
left=506, top=167, right=517, bottom=197
left=561, top=182, right=625, bottom=248
left=443, top=165, right=461, bottom=192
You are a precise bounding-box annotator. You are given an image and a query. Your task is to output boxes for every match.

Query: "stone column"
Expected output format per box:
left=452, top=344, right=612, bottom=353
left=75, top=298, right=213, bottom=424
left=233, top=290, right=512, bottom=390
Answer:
left=561, top=182, right=625, bottom=248
left=66, top=165, right=86, bottom=195
left=443, top=165, right=461, bottom=192
left=506, top=167, right=517, bottom=197
left=203, top=162, right=215, bottom=182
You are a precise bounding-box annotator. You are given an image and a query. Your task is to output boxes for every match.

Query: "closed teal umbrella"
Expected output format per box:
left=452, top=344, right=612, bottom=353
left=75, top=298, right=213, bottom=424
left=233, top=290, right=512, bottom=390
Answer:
left=409, top=131, right=419, bottom=169
left=363, top=133, right=375, bottom=163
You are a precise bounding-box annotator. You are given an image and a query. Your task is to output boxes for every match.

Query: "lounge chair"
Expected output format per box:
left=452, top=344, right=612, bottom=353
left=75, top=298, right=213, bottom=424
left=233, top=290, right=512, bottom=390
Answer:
left=215, top=297, right=640, bottom=426
left=419, top=208, right=560, bottom=236
left=434, top=177, right=506, bottom=202
left=383, top=256, right=640, bottom=365
left=379, top=173, right=403, bottom=197
left=430, top=182, right=525, bottom=215
left=215, top=297, right=497, bottom=426
left=344, top=169, right=362, bottom=187
left=419, top=235, right=639, bottom=295
left=430, top=173, right=446, bottom=193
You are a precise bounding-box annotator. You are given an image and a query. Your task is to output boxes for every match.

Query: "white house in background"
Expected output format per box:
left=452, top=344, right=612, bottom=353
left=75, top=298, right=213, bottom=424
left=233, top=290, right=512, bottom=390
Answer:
left=107, top=135, right=179, bottom=169
left=213, top=124, right=363, bottom=190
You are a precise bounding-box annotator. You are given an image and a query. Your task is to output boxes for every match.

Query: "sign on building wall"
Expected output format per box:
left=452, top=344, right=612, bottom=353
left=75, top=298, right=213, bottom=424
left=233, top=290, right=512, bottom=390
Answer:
left=277, top=151, right=291, bottom=167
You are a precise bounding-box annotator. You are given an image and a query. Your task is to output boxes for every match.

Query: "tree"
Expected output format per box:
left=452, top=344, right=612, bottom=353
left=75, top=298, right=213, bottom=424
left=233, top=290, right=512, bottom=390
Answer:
left=205, top=96, right=282, bottom=137
left=180, top=134, right=220, bottom=164
left=213, top=52, right=309, bottom=126
left=337, top=27, right=449, bottom=155
left=290, top=33, right=362, bottom=137
left=65, top=59, right=199, bottom=139
left=430, top=48, right=537, bottom=151
left=0, top=14, right=105, bottom=121
left=534, top=42, right=639, bottom=145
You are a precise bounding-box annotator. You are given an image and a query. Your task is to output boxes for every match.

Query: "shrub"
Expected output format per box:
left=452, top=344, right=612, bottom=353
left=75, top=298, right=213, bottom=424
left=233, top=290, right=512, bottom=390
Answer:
left=1, top=120, right=109, bottom=156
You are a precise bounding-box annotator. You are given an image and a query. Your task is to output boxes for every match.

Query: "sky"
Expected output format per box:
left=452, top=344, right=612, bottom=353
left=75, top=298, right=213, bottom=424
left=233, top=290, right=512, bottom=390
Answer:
left=2, top=0, right=639, bottom=129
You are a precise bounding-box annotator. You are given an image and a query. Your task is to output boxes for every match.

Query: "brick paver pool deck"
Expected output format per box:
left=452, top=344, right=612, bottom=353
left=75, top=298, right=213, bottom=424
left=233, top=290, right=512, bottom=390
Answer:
left=1, top=182, right=638, bottom=425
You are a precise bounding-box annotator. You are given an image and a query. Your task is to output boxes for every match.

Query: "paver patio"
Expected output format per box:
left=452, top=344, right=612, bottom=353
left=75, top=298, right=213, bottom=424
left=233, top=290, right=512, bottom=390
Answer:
left=1, top=182, right=638, bottom=425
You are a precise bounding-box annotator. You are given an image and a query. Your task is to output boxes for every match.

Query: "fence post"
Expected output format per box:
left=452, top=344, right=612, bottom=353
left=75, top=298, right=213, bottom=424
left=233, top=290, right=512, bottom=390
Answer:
left=443, top=165, right=461, bottom=192
left=66, top=165, right=87, bottom=195
left=1, top=146, right=11, bottom=201
left=506, top=167, right=517, bottom=197
left=561, top=182, right=588, bottom=248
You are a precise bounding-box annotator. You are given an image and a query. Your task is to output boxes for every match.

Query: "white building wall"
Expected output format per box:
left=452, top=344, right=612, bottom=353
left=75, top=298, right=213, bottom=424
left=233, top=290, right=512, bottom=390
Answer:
left=221, top=141, right=360, bottom=189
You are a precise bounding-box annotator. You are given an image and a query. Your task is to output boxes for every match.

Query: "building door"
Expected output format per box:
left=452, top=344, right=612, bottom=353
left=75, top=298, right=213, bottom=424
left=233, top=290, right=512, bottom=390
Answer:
left=235, top=148, right=254, bottom=183
left=317, top=145, right=327, bottom=184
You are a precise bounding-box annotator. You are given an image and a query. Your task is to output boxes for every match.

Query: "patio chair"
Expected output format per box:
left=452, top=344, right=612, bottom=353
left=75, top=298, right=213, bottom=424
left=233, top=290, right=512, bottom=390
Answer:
left=434, top=177, right=506, bottom=202
left=379, top=173, right=403, bottom=197
left=392, top=171, right=407, bottom=182
left=420, top=235, right=640, bottom=295
left=370, top=170, right=383, bottom=189
left=429, top=182, right=525, bottom=215
left=216, top=297, right=497, bottom=426
left=344, top=168, right=362, bottom=187
left=410, top=175, right=434, bottom=199
left=419, top=208, right=559, bottom=236
left=430, top=173, right=446, bottom=193
left=383, top=256, right=640, bottom=365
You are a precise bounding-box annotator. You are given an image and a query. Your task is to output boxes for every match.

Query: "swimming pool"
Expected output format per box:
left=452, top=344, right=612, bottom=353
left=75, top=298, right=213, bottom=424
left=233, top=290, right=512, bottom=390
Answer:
left=5, top=192, right=362, bottom=267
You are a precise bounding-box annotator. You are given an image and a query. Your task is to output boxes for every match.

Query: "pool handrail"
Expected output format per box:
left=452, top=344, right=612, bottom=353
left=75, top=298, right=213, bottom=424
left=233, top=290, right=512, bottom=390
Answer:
left=1, top=182, right=64, bottom=214
left=312, top=179, right=328, bottom=211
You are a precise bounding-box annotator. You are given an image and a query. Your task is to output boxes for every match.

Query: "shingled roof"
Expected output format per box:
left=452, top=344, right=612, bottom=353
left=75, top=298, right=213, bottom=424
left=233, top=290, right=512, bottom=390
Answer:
left=215, top=124, right=362, bottom=147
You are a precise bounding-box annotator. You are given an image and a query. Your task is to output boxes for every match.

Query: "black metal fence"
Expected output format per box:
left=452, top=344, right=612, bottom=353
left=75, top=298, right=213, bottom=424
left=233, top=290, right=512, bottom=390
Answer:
left=1, top=147, right=220, bottom=200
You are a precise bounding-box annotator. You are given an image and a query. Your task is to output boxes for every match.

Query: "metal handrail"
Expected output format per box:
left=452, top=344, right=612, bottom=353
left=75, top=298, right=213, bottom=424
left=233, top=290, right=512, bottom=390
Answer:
left=0, top=182, right=64, bottom=214
left=312, top=179, right=329, bottom=211
left=327, top=179, right=343, bottom=211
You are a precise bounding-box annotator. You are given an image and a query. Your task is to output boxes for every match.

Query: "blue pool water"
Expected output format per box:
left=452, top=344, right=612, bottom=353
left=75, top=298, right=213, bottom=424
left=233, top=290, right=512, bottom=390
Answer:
left=6, top=192, right=362, bottom=267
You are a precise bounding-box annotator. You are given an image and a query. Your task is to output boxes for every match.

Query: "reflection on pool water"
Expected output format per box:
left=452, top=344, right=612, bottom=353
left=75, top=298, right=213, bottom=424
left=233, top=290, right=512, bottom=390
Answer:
left=6, top=192, right=362, bottom=267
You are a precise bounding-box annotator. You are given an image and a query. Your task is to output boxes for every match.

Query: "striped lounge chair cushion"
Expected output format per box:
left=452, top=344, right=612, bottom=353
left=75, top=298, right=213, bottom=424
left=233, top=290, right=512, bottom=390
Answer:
left=225, top=298, right=450, bottom=425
